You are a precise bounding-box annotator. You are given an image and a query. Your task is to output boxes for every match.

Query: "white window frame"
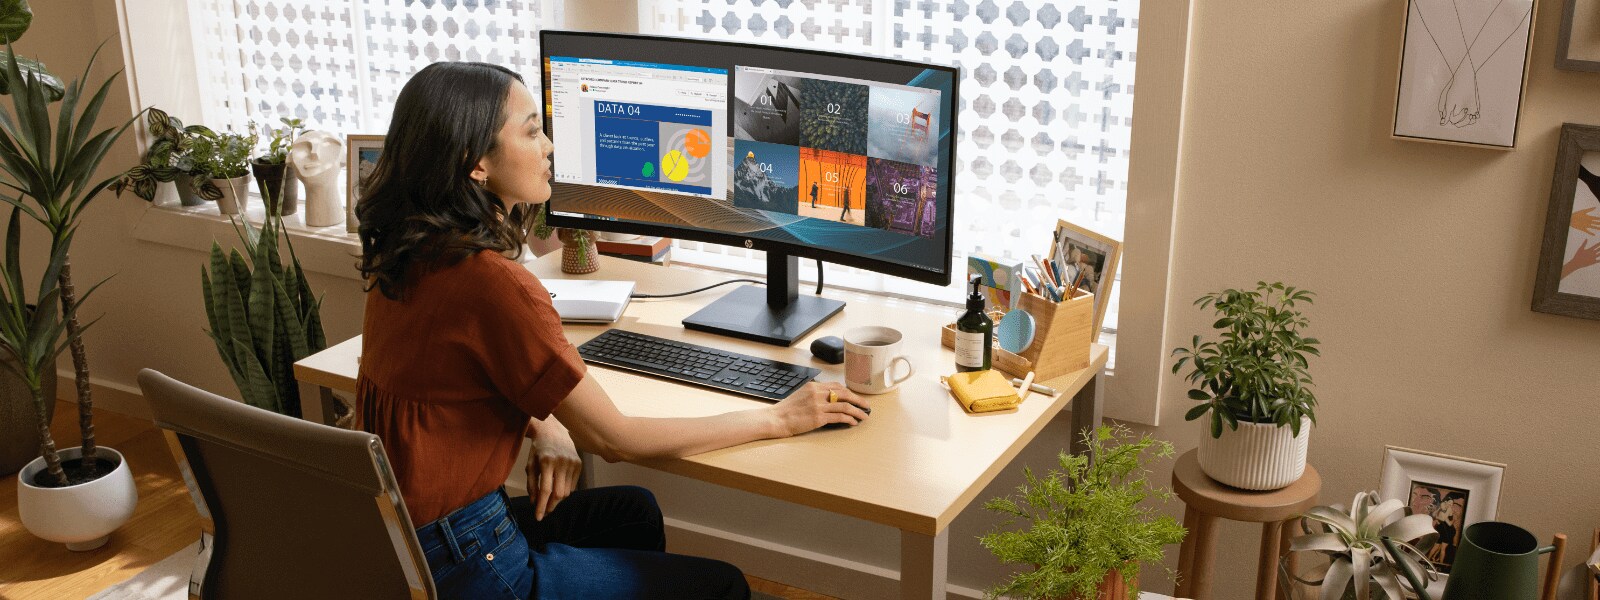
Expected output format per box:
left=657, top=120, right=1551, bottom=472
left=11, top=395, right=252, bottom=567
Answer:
left=114, top=0, right=1187, bottom=425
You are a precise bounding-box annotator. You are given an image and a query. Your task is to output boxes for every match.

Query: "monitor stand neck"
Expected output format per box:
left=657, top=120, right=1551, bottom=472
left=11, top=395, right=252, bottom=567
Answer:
left=681, top=252, right=846, bottom=346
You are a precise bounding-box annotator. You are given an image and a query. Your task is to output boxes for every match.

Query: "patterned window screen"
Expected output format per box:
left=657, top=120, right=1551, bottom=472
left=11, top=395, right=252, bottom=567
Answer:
left=189, top=0, right=544, bottom=137
left=642, top=0, right=1135, bottom=335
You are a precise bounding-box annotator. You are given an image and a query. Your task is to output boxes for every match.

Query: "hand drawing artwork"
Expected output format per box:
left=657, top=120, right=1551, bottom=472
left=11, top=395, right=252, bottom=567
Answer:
left=1394, top=0, right=1536, bottom=148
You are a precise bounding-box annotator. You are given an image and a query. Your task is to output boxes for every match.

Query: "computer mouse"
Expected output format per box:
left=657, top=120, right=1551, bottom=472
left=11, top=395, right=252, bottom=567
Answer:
left=810, top=336, right=845, bottom=364
left=821, top=406, right=872, bottom=430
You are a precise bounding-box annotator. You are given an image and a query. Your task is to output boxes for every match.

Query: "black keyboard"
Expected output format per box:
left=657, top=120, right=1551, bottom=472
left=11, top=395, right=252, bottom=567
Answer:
left=577, top=329, right=820, bottom=401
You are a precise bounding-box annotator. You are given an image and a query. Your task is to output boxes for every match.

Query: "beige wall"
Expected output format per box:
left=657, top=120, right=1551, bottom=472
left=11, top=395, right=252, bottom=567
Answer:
left=30, top=0, right=1599, bottom=597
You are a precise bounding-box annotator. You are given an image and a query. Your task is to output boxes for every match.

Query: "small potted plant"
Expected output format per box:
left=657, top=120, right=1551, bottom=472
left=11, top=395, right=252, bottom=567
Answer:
left=190, top=128, right=255, bottom=215
left=1284, top=491, right=1438, bottom=600
left=114, top=107, right=219, bottom=206
left=530, top=202, right=597, bottom=274
left=250, top=117, right=304, bottom=216
left=980, top=425, right=1187, bottom=600
left=1171, top=281, right=1320, bottom=490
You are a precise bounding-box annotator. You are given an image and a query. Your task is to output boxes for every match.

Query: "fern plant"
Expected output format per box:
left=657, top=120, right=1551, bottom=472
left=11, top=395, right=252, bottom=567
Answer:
left=1171, top=281, right=1320, bottom=438
left=200, top=207, right=326, bottom=417
left=980, top=425, right=1187, bottom=600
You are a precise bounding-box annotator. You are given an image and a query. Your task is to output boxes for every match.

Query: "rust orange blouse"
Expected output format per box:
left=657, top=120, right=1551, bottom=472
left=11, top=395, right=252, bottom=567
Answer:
left=356, top=249, right=586, bottom=526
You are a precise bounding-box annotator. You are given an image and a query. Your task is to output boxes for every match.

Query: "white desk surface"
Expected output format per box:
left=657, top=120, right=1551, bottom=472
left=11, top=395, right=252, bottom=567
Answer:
left=295, top=253, right=1108, bottom=536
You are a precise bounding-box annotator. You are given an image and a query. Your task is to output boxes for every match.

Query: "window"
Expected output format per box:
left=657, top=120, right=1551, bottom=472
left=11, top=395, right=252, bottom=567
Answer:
left=188, top=0, right=546, bottom=136
left=641, top=0, right=1137, bottom=339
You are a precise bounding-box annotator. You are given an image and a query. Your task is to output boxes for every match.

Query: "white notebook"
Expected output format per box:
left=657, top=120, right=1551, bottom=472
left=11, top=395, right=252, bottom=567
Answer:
left=541, top=279, right=635, bottom=323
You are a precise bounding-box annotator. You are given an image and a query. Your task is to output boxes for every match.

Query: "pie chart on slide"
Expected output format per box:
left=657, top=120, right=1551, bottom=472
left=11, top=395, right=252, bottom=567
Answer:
left=662, top=149, right=689, bottom=182
left=684, top=128, right=711, bottom=158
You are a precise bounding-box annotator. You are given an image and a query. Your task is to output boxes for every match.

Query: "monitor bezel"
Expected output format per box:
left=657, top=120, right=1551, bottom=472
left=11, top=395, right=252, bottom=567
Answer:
left=538, top=29, right=959, bottom=288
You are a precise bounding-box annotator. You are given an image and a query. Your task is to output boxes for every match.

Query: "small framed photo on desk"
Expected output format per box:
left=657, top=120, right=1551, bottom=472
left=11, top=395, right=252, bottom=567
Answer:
left=347, top=134, right=385, bottom=234
left=1048, top=219, right=1121, bottom=337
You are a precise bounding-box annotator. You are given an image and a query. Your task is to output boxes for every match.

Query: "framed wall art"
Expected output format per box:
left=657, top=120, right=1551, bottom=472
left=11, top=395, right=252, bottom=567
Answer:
left=1557, top=0, right=1600, bottom=71
left=346, top=134, right=384, bottom=234
left=1393, top=0, right=1538, bottom=148
left=1533, top=124, right=1600, bottom=320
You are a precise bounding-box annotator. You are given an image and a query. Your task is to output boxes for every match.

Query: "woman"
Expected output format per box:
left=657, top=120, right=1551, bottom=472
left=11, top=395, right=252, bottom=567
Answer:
left=355, top=62, right=871, bottom=599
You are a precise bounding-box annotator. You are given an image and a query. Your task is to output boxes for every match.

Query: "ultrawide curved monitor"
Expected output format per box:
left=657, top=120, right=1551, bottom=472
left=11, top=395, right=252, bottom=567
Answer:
left=539, top=30, right=959, bottom=288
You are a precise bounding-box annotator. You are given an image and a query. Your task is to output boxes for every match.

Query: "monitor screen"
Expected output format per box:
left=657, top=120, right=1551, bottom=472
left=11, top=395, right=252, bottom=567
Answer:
left=540, top=31, right=958, bottom=286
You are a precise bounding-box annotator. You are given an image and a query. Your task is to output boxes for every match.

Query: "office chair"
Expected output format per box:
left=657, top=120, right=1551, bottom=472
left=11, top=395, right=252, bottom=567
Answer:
left=137, top=369, right=435, bottom=600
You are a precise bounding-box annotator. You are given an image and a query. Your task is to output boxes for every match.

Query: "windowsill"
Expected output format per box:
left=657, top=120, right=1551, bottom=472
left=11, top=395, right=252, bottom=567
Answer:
left=131, top=193, right=364, bottom=281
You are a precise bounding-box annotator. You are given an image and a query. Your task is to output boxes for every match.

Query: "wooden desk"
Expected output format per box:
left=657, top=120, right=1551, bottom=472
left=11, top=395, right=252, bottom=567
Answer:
left=294, top=253, right=1108, bottom=600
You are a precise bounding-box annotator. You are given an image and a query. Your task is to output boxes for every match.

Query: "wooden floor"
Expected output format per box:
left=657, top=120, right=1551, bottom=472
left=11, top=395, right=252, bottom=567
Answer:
left=0, top=400, right=836, bottom=600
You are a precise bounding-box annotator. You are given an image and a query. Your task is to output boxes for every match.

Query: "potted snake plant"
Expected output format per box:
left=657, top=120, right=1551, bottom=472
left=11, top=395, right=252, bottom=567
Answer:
left=1172, top=281, right=1320, bottom=490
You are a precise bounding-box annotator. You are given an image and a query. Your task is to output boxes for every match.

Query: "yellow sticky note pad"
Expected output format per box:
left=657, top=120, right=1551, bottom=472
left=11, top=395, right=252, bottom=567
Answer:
left=946, top=370, right=1022, bottom=413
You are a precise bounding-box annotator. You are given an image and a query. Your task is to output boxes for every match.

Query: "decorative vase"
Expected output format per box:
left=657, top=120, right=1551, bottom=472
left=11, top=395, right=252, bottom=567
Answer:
left=18, top=446, right=138, bottom=551
left=213, top=175, right=251, bottom=215
left=560, top=230, right=599, bottom=275
left=174, top=174, right=206, bottom=207
left=0, top=352, right=54, bottom=477
left=1196, top=417, right=1309, bottom=490
left=251, top=160, right=300, bottom=216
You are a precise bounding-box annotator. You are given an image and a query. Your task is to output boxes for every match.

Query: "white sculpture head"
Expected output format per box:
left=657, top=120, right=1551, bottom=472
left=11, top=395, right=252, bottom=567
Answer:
left=289, top=130, right=344, bottom=184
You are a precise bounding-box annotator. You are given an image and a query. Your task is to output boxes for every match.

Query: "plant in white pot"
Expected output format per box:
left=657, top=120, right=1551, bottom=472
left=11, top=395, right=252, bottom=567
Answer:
left=190, top=127, right=255, bottom=215
left=0, top=38, right=140, bottom=550
left=1171, top=281, right=1320, bottom=490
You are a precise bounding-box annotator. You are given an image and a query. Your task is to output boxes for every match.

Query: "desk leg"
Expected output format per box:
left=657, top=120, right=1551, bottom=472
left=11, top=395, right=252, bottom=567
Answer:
left=1257, top=520, right=1283, bottom=600
left=1067, top=373, right=1102, bottom=458
left=297, top=381, right=339, bottom=426
left=900, top=528, right=948, bottom=600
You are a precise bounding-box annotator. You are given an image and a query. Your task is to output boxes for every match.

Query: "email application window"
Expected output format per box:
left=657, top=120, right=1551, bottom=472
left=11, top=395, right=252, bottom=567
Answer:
left=548, top=57, right=728, bottom=199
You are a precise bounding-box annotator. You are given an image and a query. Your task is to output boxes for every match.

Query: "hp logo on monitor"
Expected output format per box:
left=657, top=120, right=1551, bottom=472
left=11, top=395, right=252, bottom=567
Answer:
left=744, top=240, right=753, bottom=249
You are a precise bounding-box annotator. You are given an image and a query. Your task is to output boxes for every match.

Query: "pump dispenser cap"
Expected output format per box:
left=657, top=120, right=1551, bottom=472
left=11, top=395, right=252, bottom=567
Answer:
left=967, top=275, right=985, bottom=311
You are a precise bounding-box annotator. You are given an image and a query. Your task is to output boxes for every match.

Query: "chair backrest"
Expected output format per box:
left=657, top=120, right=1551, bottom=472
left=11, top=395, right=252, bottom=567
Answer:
left=137, top=369, right=435, bottom=600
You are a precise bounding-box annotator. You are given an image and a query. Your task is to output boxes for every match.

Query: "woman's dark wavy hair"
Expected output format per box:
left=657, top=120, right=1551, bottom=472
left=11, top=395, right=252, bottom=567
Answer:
left=356, top=61, right=538, bottom=301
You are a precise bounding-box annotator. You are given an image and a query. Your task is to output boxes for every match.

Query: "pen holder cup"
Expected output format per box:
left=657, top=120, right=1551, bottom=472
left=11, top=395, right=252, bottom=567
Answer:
left=1014, top=291, right=1093, bottom=382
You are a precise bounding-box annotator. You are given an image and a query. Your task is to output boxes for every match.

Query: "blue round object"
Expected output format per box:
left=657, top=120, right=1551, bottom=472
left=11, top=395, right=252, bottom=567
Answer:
left=996, top=309, right=1035, bottom=354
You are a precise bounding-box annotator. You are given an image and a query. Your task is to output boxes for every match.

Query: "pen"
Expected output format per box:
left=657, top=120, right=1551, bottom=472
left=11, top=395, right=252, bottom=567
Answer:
left=1016, top=371, right=1035, bottom=402
left=1010, top=377, right=1059, bottom=396
left=1031, top=255, right=1057, bottom=287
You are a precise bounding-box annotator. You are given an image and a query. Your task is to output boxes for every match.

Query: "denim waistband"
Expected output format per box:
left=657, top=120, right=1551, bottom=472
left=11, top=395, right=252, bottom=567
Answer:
left=415, top=488, right=517, bottom=570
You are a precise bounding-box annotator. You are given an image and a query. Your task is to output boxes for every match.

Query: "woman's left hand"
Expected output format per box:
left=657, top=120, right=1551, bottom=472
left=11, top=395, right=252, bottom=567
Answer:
left=526, top=417, right=584, bottom=521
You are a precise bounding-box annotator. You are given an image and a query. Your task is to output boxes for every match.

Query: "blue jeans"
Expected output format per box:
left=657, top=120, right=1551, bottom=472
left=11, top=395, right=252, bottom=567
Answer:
left=416, top=486, right=750, bottom=599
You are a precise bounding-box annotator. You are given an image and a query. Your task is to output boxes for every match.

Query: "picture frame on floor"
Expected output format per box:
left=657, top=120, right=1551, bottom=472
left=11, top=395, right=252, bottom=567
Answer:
left=1533, top=124, right=1600, bottom=320
left=1379, top=446, right=1506, bottom=596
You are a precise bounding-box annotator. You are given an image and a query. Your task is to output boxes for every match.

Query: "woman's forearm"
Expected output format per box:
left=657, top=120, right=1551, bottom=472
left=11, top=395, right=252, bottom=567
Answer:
left=607, top=410, right=782, bottom=462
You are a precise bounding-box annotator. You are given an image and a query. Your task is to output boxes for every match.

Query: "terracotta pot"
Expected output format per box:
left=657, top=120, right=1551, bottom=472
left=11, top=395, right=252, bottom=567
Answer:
left=1197, top=417, right=1310, bottom=490
left=1050, top=567, right=1134, bottom=600
left=559, top=230, right=599, bottom=275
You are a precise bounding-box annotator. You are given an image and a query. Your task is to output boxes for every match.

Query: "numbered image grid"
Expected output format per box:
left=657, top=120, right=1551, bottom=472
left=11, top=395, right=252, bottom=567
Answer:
left=797, top=147, right=867, bottom=225
left=799, top=79, right=869, bottom=155
left=733, top=139, right=801, bottom=215
left=866, top=86, right=939, bottom=167
left=864, top=157, right=937, bottom=237
left=734, top=70, right=805, bottom=145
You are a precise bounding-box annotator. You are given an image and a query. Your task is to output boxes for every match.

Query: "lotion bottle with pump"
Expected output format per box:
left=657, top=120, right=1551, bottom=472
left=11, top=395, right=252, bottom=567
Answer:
left=955, top=275, right=993, bottom=373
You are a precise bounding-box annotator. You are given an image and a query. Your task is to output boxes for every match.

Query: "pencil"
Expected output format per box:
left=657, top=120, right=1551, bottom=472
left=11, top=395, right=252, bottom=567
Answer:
left=1031, top=255, right=1057, bottom=286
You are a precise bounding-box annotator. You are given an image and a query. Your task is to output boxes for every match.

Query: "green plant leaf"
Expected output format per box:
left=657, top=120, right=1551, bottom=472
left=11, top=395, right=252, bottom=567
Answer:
left=1186, top=389, right=1209, bottom=401
left=0, top=0, right=31, bottom=44
left=1184, top=403, right=1210, bottom=421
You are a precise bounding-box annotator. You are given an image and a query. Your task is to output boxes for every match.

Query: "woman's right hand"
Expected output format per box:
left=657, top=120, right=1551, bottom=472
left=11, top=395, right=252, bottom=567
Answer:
left=771, top=381, right=871, bottom=437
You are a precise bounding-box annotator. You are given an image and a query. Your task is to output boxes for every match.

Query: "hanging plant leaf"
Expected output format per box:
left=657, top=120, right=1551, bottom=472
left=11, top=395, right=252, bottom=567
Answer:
left=0, top=50, right=61, bottom=102
left=0, top=0, right=31, bottom=44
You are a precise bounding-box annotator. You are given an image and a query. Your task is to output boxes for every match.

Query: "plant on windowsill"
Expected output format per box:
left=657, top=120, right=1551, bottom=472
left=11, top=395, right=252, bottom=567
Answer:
left=1171, top=281, right=1320, bottom=491
left=189, top=127, right=255, bottom=216
left=979, top=425, right=1187, bottom=600
left=250, top=117, right=304, bottom=216
left=112, top=107, right=220, bottom=206
left=530, top=201, right=596, bottom=274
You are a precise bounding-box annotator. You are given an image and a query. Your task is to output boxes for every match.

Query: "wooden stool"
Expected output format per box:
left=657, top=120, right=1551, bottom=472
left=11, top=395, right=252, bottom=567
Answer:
left=1171, top=450, right=1321, bottom=600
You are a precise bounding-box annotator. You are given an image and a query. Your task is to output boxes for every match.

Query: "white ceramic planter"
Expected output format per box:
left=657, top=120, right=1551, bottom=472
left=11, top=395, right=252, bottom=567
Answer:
left=1197, top=417, right=1310, bottom=490
left=213, top=175, right=250, bottom=215
left=18, top=446, right=138, bottom=551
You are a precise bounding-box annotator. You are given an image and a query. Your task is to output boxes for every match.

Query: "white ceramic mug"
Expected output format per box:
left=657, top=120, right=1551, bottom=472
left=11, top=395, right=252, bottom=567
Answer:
left=843, top=326, right=915, bottom=394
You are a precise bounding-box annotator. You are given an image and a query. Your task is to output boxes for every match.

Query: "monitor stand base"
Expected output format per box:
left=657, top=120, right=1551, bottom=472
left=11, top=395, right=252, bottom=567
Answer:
left=682, top=285, right=844, bottom=347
